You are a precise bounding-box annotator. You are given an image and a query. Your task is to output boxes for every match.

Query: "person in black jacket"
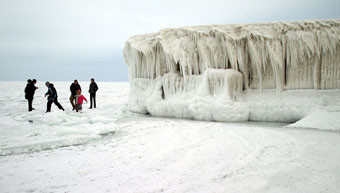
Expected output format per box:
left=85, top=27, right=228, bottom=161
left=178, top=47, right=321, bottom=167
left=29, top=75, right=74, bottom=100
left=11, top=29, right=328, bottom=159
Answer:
left=45, top=81, right=64, bottom=113
left=24, top=79, right=38, bottom=111
left=88, top=78, right=98, bottom=109
left=69, top=80, right=81, bottom=110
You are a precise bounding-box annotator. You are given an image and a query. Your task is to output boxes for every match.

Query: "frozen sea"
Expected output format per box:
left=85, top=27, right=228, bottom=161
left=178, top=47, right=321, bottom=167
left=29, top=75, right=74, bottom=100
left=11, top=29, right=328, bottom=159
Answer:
left=0, top=81, right=340, bottom=193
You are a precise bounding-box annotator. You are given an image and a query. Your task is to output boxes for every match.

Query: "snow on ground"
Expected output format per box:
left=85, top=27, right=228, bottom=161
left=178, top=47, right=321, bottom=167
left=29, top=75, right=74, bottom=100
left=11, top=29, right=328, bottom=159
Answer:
left=0, top=82, right=340, bottom=193
left=288, top=110, right=340, bottom=131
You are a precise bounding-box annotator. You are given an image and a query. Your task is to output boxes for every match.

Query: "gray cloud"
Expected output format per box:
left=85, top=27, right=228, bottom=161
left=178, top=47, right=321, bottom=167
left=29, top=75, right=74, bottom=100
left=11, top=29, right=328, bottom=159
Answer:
left=1, top=0, right=340, bottom=81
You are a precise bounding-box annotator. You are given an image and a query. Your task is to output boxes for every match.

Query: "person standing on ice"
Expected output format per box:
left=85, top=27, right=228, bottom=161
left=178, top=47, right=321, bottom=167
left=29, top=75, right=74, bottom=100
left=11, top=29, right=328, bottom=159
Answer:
left=88, top=78, right=98, bottom=109
left=75, top=89, right=87, bottom=112
left=45, top=81, right=64, bottom=113
left=24, top=79, right=38, bottom=111
left=69, top=80, right=81, bottom=111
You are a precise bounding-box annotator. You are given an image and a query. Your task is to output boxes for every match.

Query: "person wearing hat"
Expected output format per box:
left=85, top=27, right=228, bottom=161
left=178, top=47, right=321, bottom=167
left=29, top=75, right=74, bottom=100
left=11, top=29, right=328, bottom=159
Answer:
left=45, top=81, right=64, bottom=113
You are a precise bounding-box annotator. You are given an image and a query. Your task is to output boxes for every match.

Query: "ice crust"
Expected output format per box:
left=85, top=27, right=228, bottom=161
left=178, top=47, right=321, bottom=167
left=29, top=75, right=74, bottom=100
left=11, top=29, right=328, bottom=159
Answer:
left=0, top=82, right=129, bottom=156
left=288, top=110, right=340, bottom=131
left=124, top=19, right=340, bottom=122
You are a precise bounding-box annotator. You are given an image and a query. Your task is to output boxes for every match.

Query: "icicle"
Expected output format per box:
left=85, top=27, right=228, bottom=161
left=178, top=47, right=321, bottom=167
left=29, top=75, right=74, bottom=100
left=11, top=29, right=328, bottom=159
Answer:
left=123, top=19, right=340, bottom=92
left=266, top=39, right=285, bottom=93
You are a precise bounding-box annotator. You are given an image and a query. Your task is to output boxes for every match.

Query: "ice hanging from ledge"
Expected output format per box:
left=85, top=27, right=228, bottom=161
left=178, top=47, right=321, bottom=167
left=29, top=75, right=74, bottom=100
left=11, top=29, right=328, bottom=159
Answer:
left=123, top=19, right=340, bottom=122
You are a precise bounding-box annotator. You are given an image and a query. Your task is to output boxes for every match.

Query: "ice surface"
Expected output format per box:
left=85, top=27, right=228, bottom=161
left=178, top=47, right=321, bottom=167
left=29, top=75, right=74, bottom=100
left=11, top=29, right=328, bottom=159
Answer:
left=1, top=82, right=340, bottom=193
left=124, top=19, right=340, bottom=122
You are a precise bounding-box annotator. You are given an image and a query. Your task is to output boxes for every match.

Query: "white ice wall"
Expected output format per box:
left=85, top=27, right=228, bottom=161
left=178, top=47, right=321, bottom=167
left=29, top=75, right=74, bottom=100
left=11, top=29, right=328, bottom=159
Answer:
left=124, top=19, right=340, bottom=122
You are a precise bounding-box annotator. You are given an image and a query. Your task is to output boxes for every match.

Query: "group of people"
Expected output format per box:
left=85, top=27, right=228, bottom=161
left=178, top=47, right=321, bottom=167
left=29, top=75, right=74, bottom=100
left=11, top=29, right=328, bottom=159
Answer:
left=69, top=79, right=98, bottom=112
left=24, top=79, right=98, bottom=113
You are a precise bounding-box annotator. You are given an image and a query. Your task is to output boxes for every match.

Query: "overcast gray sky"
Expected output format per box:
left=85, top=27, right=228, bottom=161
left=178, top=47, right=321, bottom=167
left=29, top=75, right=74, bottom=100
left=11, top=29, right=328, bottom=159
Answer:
left=1, top=0, right=339, bottom=82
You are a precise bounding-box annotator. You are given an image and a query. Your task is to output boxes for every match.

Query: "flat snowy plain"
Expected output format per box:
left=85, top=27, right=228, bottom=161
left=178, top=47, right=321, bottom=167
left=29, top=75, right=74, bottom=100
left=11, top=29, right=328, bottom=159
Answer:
left=0, top=81, right=339, bottom=193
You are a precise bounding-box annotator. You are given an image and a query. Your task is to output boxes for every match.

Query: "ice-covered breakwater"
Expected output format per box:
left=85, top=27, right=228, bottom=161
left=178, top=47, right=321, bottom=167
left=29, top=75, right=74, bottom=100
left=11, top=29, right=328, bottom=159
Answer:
left=124, top=19, right=340, bottom=122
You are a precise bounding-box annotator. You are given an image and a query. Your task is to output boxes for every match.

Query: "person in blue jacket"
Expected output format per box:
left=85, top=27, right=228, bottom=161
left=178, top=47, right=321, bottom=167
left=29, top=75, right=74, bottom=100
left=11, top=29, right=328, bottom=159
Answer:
left=45, top=81, right=64, bottom=113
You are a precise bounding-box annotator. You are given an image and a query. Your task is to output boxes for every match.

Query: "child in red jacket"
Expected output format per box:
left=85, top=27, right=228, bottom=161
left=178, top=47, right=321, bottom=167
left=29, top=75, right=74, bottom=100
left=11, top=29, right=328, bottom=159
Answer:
left=76, top=89, right=87, bottom=112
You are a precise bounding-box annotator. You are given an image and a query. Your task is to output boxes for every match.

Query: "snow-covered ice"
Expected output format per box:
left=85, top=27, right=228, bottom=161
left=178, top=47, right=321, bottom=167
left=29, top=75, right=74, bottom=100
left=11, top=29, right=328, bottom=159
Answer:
left=1, top=81, right=340, bottom=193
left=288, top=110, right=340, bottom=131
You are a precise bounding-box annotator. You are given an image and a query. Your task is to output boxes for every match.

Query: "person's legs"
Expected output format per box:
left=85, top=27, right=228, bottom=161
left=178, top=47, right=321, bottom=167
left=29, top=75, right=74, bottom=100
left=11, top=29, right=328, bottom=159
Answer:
left=77, top=104, right=82, bottom=111
left=28, top=98, right=33, bottom=111
left=69, top=95, right=75, bottom=110
left=54, top=99, right=64, bottom=111
left=46, top=100, right=53, bottom=112
left=75, top=96, right=79, bottom=112
left=31, top=98, right=35, bottom=110
left=90, top=93, right=96, bottom=108
left=93, top=93, right=96, bottom=108
left=75, top=101, right=79, bottom=112
left=90, top=93, right=93, bottom=108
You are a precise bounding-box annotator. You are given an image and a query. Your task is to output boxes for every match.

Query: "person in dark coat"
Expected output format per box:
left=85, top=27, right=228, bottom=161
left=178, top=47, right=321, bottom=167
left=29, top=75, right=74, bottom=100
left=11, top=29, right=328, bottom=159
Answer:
left=24, top=79, right=38, bottom=111
left=45, top=81, right=64, bottom=113
left=88, top=78, right=98, bottom=109
left=69, top=80, right=81, bottom=110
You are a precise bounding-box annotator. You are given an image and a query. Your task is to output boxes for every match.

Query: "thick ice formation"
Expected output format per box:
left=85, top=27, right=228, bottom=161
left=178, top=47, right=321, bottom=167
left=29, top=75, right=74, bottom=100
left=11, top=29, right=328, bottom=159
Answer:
left=124, top=19, right=340, bottom=122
